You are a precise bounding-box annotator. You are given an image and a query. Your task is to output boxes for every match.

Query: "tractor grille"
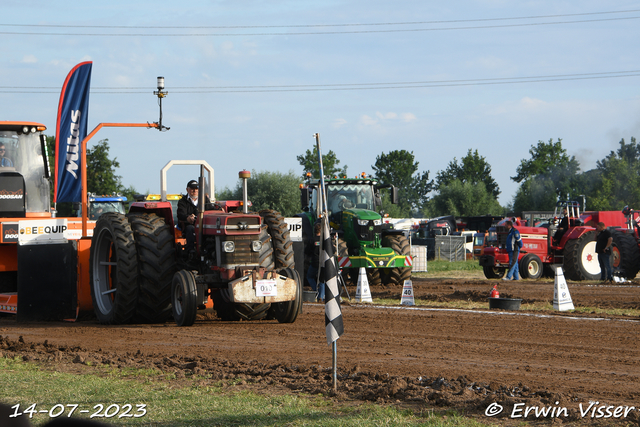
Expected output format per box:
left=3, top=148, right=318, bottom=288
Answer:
left=353, top=218, right=381, bottom=242
left=220, top=234, right=260, bottom=266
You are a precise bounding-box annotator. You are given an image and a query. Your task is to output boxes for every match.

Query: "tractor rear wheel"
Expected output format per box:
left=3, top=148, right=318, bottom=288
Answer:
left=128, top=213, right=177, bottom=323
left=382, top=234, right=412, bottom=285
left=268, top=267, right=302, bottom=323
left=260, top=209, right=295, bottom=269
left=519, top=253, right=543, bottom=279
left=89, top=213, right=139, bottom=324
left=171, top=270, right=198, bottom=327
left=563, top=230, right=599, bottom=281
left=483, top=265, right=505, bottom=279
left=612, top=230, right=640, bottom=279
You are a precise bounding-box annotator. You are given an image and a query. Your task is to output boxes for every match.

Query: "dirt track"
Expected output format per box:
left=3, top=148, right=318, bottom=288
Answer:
left=2, top=276, right=640, bottom=425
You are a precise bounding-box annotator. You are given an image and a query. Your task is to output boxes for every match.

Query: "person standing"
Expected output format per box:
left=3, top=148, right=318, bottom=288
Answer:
left=177, top=179, right=210, bottom=253
left=306, top=221, right=325, bottom=303
left=0, top=144, right=13, bottom=167
left=503, top=220, right=523, bottom=281
left=595, top=222, right=613, bottom=282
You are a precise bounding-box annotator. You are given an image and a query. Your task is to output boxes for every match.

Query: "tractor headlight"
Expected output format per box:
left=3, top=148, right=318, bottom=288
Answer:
left=222, top=241, right=235, bottom=253
left=251, top=240, right=262, bottom=252
left=357, top=219, right=369, bottom=226
left=373, top=219, right=382, bottom=226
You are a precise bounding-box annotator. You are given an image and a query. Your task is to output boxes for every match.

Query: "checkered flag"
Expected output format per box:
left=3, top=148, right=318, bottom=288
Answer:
left=321, top=215, right=344, bottom=345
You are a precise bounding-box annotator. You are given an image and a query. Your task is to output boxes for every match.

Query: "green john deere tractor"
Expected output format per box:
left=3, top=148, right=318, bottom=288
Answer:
left=297, top=176, right=412, bottom=286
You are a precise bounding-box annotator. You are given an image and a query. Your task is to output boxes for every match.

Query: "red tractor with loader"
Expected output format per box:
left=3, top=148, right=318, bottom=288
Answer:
left=479, top=201, right=631, bottom=281
left=89, top=161, right=302, bottom=326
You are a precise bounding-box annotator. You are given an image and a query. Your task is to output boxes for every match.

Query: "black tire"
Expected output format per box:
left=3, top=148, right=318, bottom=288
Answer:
left=212, top=289, right=240, bottom=321
left=259, top=209, right=295, bottom=269
left=268, top=267, right=302, bottom=323
left=128, top=213, right=177, bottom=324
left=483, top=265, right=505, bottom=279
left=611, top=230, right=640, bottom=279
left=171, top=270, right=198, bottom=327
left=519, top=253, right=543, bottom=279
left=382, top=234, right=412, bottom=285
left=89, top=213, right=139, bottom=324
left=563, top=230, right=600, bottom=281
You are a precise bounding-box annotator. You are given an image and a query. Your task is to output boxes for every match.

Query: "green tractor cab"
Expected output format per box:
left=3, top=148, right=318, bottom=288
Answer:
left=298, top=176, right=412, bottom=286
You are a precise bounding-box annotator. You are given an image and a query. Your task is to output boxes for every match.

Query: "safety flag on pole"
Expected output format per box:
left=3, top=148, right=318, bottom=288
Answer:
left=321, top=214, right=344, bottom=345
left=54, top=61, right=92, bottom=203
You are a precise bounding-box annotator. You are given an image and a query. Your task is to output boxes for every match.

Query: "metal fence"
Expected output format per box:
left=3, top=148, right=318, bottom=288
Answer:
left=410, top=246, right=427, bottom=272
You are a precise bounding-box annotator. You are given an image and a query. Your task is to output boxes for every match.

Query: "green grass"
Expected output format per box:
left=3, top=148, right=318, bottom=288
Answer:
left=0, top=357, right=488, bottom=427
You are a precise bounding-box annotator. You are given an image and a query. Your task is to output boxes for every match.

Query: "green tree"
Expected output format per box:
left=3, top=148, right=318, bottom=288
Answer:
left=511, top=138, right=580, bottom=208
left=436, top=149, right=500, bottom=198
left=297, top=146, right=347, bottom=179
left=430, top=180, right=504, bottom=217
left=588, top=137, right=640, bottom=210
left=222, top=170, right=302, bottom=217
left=371, top=150, right=433, bottom=216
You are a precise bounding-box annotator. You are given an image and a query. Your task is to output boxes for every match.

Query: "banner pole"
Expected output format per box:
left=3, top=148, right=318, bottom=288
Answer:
left=332, top=341, right=337, bottom=391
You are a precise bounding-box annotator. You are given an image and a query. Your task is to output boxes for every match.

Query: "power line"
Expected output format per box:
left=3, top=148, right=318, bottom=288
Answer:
left=1, top=9, right=639, bottom=29
left=0, top=15, right=638, bottom=36
left=1, top=70, right=638, bottom=94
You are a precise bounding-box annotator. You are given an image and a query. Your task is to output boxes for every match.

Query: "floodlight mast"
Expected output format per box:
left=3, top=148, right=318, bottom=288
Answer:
left=154, top=76, right=170, bottom=131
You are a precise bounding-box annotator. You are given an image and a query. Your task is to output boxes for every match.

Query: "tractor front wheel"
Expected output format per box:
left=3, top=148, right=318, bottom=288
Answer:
left=171, top=270, right=198, bottom=327
left=483, top=265, right=505, bottom=279
left=89, top=213, right=139, bottom=324
left=519, top=253, right=543, bottom=279
left=382, top=234, right=412, bottom=286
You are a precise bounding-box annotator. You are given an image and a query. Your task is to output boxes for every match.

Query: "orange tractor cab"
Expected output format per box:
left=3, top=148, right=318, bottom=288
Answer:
left=0, top=122, right=95, bottom=319
left=479, top=201, right=630, bottom=280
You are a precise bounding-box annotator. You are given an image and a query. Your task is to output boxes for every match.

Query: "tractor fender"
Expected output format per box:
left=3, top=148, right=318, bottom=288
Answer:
left=562, top=225, right=595, bottom=243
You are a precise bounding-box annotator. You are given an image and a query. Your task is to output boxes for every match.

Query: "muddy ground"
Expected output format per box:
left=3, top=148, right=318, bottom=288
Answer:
left=2, top=275, right=640, bottom=425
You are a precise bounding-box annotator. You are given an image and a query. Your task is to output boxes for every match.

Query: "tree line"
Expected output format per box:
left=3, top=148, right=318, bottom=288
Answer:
left=46, top=134, right=640, bottom=218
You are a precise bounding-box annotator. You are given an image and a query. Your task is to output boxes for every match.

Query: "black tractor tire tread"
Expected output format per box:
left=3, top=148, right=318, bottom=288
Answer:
left=267, top=267, right=302, bottom=323
left=89, top=213, right=139, bottom=324
left=127, top=213, right=177, bottom=324
left=171, top=270, right=198, bottom=327
left=382, top=234, right=412, bottom=285
left=612, top=230, right=640, bottom=279
left=259, top=209, right=295, bottom=269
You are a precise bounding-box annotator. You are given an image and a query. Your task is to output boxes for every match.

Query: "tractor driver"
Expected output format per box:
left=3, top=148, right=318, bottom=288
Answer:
left=0, top=143, right=13, bottom=167
left=177, top=179, right=211, bottom=254
left=553, top=207, right=569, bottom=246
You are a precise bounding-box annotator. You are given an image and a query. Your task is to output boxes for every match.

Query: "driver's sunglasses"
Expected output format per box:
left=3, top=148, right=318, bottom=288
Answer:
left=0, top=149, right=5, bottom=152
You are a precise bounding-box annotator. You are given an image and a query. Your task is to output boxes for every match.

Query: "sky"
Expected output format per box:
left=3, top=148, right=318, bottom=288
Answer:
left=2, top=1, right=640, bottom=207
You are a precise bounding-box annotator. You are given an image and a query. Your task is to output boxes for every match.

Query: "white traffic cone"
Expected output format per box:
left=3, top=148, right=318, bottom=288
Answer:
left=401, top=279, right=415, bottom=306
left=355, top=267, right=373, bottom=303
left=553, top=265, right=574, bottom=311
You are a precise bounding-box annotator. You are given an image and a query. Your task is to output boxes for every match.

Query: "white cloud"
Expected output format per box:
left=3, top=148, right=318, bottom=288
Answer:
left=401, top=113, right=417, bottom=122
left=21, top=55, right=37, bottom=64
left=333, top=118, right=347, bottom=128
left=360, top=115, right=377, bottom=126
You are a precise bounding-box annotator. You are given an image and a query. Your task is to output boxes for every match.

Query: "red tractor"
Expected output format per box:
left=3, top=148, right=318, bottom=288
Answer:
left=89, top=161, right=301, bottom=326
left=479, top=201, right=630, bottom=281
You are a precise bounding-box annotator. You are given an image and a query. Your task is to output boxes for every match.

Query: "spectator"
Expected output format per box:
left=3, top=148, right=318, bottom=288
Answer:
left=595, top=222, right=613, bottom=282
left=503, top=220, right=522, bottom=281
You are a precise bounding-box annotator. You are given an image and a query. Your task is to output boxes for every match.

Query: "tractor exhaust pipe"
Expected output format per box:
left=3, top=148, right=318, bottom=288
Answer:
left=239, top=170, right=250, bottom=214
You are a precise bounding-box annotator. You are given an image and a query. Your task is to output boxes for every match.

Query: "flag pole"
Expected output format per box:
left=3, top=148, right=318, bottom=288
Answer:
left=314, top=133, right=339, bottom=391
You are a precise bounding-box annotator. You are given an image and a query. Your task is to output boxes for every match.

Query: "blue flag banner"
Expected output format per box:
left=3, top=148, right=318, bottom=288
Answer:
left=321, top=214, right=344, bottom=345
left=55, top=61, right=92, bottom=203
